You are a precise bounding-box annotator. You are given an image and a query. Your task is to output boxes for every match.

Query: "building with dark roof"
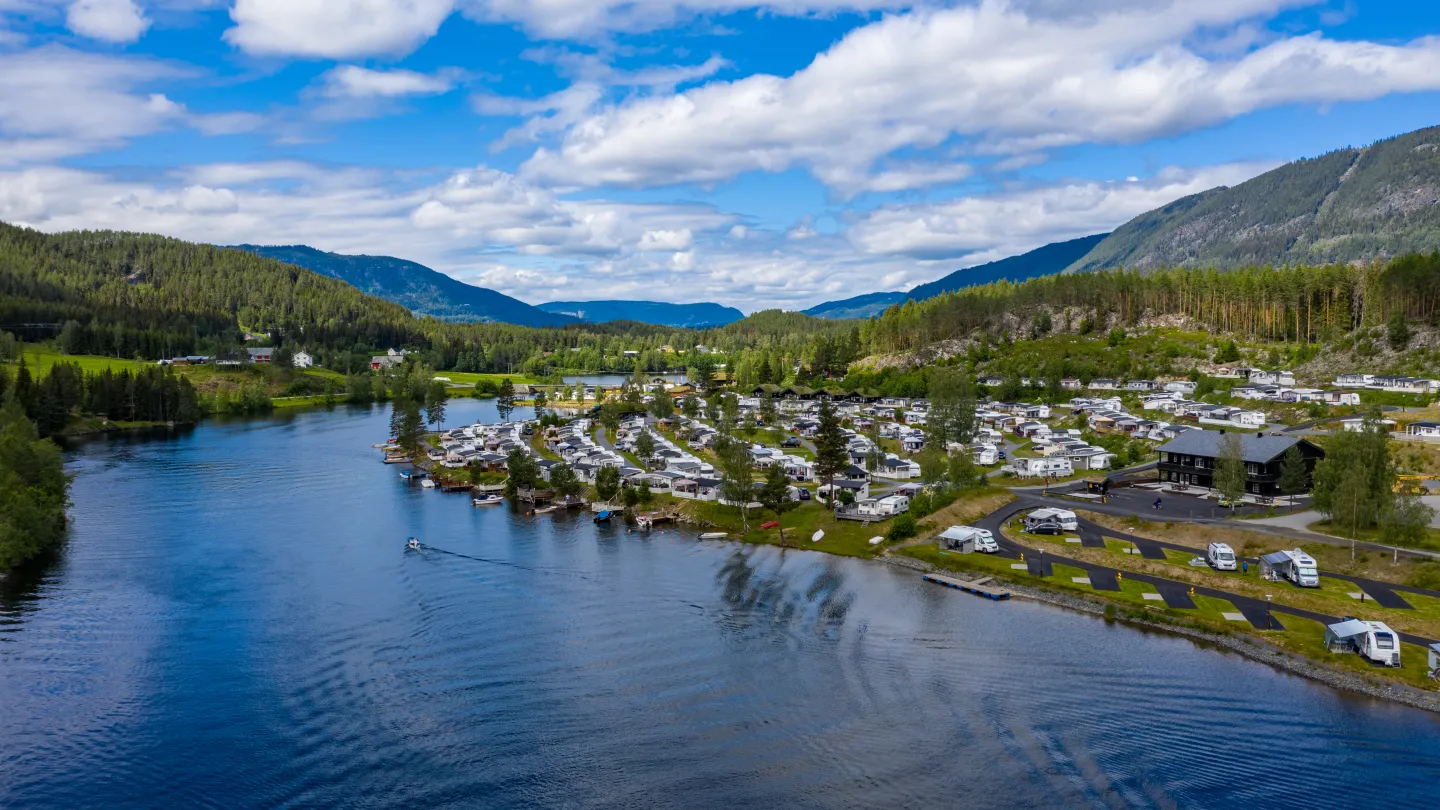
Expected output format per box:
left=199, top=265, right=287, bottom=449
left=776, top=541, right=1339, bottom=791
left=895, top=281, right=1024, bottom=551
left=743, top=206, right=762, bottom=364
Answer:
left=1157, top=430, right=1324, bottom=496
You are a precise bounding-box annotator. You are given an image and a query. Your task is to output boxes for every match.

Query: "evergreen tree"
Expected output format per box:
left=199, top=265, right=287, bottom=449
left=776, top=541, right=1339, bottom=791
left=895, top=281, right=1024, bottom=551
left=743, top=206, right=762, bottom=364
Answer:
left=813, top=399, right=849, bottom=504
left=1277, top=445, right=1309, bottom=506
left=496, top=378, right=516, bottom=421
left=637, top=478, right=653, bottom=507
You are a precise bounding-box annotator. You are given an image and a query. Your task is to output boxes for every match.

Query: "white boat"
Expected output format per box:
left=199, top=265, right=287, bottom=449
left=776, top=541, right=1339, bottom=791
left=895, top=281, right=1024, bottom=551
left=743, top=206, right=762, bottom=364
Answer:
left=699, top=532, right=727, bottom=540
left=420, top=479, right=437, bottom=489
left=406, top=537, right=422, bottom=551
left=473, top=494, right=503, bottom=506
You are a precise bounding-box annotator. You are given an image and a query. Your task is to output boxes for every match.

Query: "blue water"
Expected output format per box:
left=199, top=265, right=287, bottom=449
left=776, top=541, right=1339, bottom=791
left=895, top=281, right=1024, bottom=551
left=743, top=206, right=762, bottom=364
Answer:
left=2, top=399, right=1437, bottom=809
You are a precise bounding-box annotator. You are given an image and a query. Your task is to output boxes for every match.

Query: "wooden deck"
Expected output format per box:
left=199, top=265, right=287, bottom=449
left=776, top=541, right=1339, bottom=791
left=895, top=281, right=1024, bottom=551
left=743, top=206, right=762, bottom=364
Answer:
left=923, top=573, right=1012, bottom=600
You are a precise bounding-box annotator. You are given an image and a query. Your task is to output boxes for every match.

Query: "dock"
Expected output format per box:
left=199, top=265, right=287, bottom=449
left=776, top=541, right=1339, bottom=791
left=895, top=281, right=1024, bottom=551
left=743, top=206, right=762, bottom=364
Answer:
left=923, top=573, right=1012, bottom=600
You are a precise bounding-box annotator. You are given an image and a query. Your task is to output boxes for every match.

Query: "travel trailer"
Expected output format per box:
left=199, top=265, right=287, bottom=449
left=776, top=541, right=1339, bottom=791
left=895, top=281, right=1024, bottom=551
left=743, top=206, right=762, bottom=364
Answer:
left=936, top=526, right=997, bottom=554
left=1326, top=618, right=1402, bottom=667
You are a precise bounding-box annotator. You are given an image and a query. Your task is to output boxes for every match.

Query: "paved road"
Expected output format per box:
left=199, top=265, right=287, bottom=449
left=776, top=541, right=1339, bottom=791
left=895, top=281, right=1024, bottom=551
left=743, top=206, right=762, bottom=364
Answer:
left=973, top=496, right=1439, bottom=643
left=595, top=426, right=614, bottom=451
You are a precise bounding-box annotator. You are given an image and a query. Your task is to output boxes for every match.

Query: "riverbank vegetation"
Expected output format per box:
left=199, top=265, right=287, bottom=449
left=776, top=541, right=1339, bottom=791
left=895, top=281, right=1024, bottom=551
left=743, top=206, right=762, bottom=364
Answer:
left=0, top=397, right=69, bottom=570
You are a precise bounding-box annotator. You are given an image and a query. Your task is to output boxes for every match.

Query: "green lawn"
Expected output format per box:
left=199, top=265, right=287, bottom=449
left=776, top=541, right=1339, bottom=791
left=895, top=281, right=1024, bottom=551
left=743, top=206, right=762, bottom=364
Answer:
left=14, top=345, right=150, bottom=375
left=1306, top=520, right=1440, bottom=551
left=437, top=371, right=541, bottom=386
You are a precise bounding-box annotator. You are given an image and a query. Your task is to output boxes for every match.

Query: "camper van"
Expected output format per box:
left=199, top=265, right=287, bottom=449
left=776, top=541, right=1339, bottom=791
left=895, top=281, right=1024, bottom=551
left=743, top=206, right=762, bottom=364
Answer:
left=1024, top=508, right=1078, bottom=532
left=1206, top=542, right=1238, bottom=571
left=1284, top=549, right=1320, bottom=587
left=1263, top=548, right=1320, bottom=587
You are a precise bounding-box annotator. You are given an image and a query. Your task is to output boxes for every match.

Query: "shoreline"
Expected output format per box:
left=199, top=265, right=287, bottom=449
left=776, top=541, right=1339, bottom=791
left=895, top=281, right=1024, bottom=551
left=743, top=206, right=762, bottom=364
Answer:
left=392, top=437, right=1440, bottom=716
left=880, top=554, right=1440, bottom=716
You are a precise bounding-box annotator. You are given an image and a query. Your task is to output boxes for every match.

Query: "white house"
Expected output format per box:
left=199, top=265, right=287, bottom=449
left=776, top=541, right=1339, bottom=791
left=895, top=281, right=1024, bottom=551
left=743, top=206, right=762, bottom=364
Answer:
left=1339, top=417, right=1397, bottom=432
left=292, top=351, right=314, bottom=369
left=1064, top=446, right=1116, bottom=470
left=875, top=455, right=922, bottom=480
left=672, top=477, right=721, bottom=501
left=1334, top=373, right=1374, bottom=388
left=1377, top=376, right=1440, bottom=394
left=1089, top=378, right=1120, bottom=390
left=1405, top=421, right=1440, bottom=438
left=1198, top=407, right=1266, bottom=429
left=1164, top=380, right=1197, bottom=394
left=1248, top=369, right=1295, bottom=386
left=1010, top=457, right=1074, bottom=478
left=972, top=444, right=999, bottom=465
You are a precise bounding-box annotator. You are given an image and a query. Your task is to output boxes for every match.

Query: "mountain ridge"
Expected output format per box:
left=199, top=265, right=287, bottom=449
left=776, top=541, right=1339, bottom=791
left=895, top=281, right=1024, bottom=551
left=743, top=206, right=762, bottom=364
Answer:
left=1065, top=124, right=1440, bottom=273
left=536, top=299, right=744, bottom=327
left=236, top=244, right=576, bottom=327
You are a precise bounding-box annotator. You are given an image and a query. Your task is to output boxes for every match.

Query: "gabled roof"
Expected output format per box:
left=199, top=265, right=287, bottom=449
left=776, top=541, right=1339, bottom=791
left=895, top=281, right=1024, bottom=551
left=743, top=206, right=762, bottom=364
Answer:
left=1159, top=430, right=1320, bottom=464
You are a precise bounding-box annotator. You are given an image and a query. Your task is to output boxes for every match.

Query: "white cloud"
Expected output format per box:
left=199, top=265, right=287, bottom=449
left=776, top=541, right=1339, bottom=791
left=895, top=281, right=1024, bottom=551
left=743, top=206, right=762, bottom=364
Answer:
left=518, top=0, right=1440, bottom=194
left=0, top=46, right=187, bottom=162
left=637, top=228, right=693, bottom=251
left=225, top=0, right=455, bottom=58
left=319, top=65, right=458, bottom=98
left=66, top=0, right=149, bottom=43
left=848, top=161, right=1276, bottom=261
left=669, top=249, right=695, bottom=270
left=463, top=0, right=904, bottom=39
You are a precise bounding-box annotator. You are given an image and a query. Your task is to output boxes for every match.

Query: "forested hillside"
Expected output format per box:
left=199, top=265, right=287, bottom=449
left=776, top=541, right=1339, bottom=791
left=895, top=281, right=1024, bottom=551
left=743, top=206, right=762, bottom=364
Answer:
left=863, top=254, right=1440, bottom=355
left=0, top=224, right=424, bottom=359
left=802, top=291, right=907, bottom=320
left=238, top=245, right=576, bottom=327
left=1067, top=124, right=1440, bottom=273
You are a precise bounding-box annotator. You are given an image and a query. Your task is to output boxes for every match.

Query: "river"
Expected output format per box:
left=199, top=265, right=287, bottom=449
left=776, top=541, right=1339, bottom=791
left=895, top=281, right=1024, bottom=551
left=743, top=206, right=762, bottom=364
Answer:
left=2, top=399, right=1437, bottom=808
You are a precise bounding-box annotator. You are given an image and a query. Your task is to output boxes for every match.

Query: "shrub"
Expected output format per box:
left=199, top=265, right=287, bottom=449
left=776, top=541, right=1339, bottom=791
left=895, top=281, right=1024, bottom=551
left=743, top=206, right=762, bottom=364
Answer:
left=888, top=513, right=918, bottom=541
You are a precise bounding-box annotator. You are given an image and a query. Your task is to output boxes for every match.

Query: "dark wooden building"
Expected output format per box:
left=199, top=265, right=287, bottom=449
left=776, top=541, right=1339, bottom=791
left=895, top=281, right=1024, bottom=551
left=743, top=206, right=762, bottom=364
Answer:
left=1156, top=430, right=1324, bottom=496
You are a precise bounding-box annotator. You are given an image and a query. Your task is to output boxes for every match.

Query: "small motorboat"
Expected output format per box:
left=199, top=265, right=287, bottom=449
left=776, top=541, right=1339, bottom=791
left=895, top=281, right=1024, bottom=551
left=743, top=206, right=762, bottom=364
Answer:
left=533, top=505, right=558, bottom=514
left=406, top=537, right=422, bottom=551
left=593, top=510, right=612, bottom=523
left=698, top=532, right=727, bottom=540
left=473, top=494, right=503, bottom=506
left=420, top=479, right=437, bottom=489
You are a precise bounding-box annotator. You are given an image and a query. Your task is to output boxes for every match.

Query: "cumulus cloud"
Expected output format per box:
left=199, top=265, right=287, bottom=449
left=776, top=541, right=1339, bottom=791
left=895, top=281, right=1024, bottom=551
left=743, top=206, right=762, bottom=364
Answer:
left=318, top=65, right=459, bottom=98
left=518, top=0, right=1440, bottom=194
left=0, top=155, right=1285, bottom=311
left=848, top=161, right=1277, bottom=261
left=66, top=0, right=150, bottom=43
left=225, top=0, right=456, bottom=58
left=637, top=228, right=693, bottom=251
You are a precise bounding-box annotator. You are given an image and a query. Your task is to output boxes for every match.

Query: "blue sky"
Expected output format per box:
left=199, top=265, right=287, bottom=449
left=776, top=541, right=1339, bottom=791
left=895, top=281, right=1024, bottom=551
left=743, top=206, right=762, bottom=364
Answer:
left=2, top=0, right=1439, bottom=312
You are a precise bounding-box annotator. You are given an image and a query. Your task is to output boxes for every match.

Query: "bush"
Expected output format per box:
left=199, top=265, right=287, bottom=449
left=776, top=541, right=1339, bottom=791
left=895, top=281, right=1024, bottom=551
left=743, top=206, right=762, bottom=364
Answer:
left=888, top=513, right=918, bottom=541
left=474, top=380, right=499, bottom=398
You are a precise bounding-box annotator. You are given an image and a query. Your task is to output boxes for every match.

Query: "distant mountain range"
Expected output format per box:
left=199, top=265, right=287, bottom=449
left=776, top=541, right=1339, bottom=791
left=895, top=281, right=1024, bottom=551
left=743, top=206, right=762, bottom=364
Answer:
left=237, top=245, right=576, bottom=327
left=801, top=233, right=1107, bottom=319
left=804, top=123, right=1440, bottom=319
left=1064, top=124, right=1440, bottom=273
left=237, top=245, right=742, bottom=328
left=801, top=291, right=908, bottom=320
left=536, top=300, right=743, bottom=327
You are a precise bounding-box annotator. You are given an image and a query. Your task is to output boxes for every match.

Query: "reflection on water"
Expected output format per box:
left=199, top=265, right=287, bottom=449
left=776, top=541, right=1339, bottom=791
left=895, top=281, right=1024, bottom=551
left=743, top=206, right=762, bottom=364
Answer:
left=2, top=398, right=1439, bottom=809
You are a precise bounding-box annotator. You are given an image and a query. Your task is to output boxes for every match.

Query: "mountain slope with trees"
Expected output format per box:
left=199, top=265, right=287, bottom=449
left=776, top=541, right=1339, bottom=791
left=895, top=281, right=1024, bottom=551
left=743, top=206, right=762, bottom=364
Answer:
left=536, top=300, right=743, bottom=327
left=801, top=233, right=1107, bottom=320
left=1066, top=124, right=1440, bottom=273
left=237, top=245, right=576, bottom=327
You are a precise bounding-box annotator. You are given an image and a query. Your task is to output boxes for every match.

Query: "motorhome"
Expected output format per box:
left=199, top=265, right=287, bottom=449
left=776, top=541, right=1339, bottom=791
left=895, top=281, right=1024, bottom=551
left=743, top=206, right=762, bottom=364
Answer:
left=1261, top=549, right=1320, bottom=587
left=1024, top=508, right=1077, bottom=532
left=1206, top=542, right=1238, bottom=571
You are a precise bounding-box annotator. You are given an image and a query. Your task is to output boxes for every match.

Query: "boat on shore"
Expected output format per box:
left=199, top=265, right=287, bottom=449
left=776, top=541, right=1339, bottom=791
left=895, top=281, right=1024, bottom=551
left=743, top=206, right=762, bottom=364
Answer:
left=699, top=532, right=727, bottom=540
left=473, top=494, right=503, bottom=506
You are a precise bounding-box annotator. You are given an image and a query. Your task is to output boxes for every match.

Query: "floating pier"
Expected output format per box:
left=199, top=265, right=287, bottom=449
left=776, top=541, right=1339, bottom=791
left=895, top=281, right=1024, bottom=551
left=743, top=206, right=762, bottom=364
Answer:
left=923, top=573, right=1012, bottom=600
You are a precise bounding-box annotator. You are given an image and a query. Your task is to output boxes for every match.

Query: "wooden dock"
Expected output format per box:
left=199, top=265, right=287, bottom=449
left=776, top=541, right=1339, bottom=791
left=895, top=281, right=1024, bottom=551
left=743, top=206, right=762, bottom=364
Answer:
left=923, top=573, right=1012, bottom=600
